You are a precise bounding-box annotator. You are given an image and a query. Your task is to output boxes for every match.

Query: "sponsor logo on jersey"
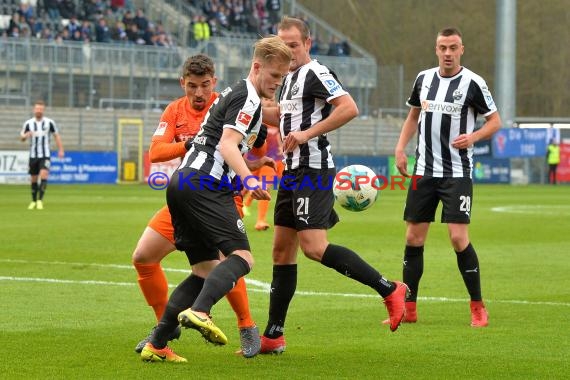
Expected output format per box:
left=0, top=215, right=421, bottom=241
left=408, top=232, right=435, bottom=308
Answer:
left=421, top=100, right=462, bottom=115
left=280, top=100, right=301, bottom=114
left=237, top=219, right=246, bottom=233
left=323, top=78, right=341, bottom=95
left=153, top=121, right=168, bottom=136
left=236, top=111, right=253, bottom=128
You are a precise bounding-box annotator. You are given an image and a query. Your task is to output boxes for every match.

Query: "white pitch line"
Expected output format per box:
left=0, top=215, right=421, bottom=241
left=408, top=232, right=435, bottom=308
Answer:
left=2, top=259, right=570, bottom=307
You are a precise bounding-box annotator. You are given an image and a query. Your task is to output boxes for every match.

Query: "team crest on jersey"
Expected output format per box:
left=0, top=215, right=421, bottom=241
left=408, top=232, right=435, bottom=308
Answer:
left=236, top=111, right=253, bottom=128
left=237, top=219, right=246, bottom=233
left=153, top=121, right=167, bottom=136
left=453, top=89, right=463, bottom=101
left=291, top=83, right=299, bottom=96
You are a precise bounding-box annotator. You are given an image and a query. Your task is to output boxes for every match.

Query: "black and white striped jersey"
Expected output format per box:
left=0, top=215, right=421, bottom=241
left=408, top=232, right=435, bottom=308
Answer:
left=407, top=66, right=497, bottom=178
left=179, top=79, right=262, bottom=180
left=20, top=117, right=59, bottom=159
left=279, top=59, right=348, bottom=170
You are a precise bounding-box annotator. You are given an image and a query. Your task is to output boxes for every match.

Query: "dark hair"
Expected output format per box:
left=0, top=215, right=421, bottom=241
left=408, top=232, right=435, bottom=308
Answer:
left=278, top=16, right=311, bottom=40
left=181, top=54, right=215, bottom=78
left=34, top=100, right=45, bottom=106
left=438, top=27, right=462, bottom=39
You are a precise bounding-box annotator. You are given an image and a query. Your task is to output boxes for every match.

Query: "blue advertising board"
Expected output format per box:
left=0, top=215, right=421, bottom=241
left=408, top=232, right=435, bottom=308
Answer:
left=472, top=157, right=510, bottom=184
left=50, top=151, right=118, bottom=184
left=492, top=128, right=550, bottom=158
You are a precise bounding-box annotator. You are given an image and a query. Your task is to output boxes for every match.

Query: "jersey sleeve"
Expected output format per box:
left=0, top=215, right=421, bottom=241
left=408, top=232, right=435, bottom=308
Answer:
left=149, top=103, right=187, bottom=162
left=468, top=78, right=498, bottom=117
left=406, top=73, right=424, bottom=108
left=307, top=66, right=348, bottom=103
left=20, top=121, right=29, bottom=136
left=223, top=89, right=260, bottom=137
left=49, top=119, right=59, bottom=134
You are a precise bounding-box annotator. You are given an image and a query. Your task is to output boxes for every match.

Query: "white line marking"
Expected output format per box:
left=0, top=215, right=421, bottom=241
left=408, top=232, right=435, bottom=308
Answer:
left=2, top=259, right=569, bottom=307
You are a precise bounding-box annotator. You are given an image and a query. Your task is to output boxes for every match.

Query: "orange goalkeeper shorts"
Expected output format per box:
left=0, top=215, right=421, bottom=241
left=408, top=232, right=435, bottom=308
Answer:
left=148, top=195, right=245, bottom=244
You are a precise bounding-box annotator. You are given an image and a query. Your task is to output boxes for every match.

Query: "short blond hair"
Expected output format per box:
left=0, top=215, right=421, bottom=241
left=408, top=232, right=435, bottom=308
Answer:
left=253, top=35, right=291, bottom=66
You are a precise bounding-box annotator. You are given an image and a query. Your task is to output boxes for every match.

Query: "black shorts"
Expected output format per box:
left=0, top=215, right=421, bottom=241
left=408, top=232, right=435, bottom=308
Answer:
left=274, top=167, right=339, bottom=230
left=404, top=176, right=473, bottom=224
left=166, top=168, right=251, bottom=264
left=29, top=158, right=50, bottom=175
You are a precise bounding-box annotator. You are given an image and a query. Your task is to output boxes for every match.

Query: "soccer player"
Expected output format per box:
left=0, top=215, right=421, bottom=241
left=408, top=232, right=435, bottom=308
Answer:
left=392, top=27, right=501, bottom=327
left=20, top=100, right=64, bottom=210
left=132, top=54, right=261, bottom=357
left=258, top=16, right=408, bottom=354
left=140, top=36, right=291, bottom=362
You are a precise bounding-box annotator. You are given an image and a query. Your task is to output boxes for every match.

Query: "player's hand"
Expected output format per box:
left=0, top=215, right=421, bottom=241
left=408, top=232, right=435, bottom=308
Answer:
left=20, top=131, right=31, bottom=141
left=244, top=177, right=271, bottom=200
left=451, top=133, right=474, bottom=150
left=283, top=131, right=309, bottom=153
left=395, top=149, right=410, bottom=178
left=184, top=137, right=194, bottom=150
left=58, top=149, right=64, bottom=158
left=253, top=124, right=268, bottom=148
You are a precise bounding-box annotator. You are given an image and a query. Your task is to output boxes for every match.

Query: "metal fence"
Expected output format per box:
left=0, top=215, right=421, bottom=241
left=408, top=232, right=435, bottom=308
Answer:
left=0, top=38, right=378, bottom=113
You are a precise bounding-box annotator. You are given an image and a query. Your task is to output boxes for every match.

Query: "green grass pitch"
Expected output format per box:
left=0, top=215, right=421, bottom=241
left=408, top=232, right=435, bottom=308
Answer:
left=0, top=183, right=569, bottom=379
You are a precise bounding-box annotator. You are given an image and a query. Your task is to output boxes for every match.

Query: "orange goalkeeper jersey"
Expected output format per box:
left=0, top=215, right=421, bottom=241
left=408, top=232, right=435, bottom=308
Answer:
left=149, top=92, right=218, bottom=163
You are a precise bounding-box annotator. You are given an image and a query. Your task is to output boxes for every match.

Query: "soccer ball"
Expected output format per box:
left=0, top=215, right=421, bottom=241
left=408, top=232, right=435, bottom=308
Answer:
left=333, top=164, right=379, bottom=212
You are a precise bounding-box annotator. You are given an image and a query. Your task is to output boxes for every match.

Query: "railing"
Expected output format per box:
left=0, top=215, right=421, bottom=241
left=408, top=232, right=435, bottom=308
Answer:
left=0, top=38, right=377, bottom=112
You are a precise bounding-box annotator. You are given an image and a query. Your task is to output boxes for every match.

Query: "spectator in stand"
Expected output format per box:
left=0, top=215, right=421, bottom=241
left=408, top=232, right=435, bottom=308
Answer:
left=59, top=0, right=76, bottom=20
left=111, top=20, right=127, bottom=43
left=44, top=0, right=61, bottom=23
left=80, top=20, right=93, bottom=41
left=122, top=9, right=135, bottom=28
left=194, top=15, right=210, bottom=43
left=71, top=29, right=83, bottom=42
left=126, top=23, right=145, bottom=45
left=17, top=2, right=35, bottom=24
left=27, top=16, right=44, bottom=38
left=82, top=0, right=98, bottom=22
left=341, top=39, right=351, bottom=56
left=95, top=18, right=111, bottom=43
left=327, top=36, right=348, bottom=56
left=8, top=13, right=23, bottom=37
left=266, top=0, right=281, bottom=25
left=67, top=15, right=80, bottom=36
left=134, top=9, right=149, bottom=34
left=110, top=0, right=126, bottom=13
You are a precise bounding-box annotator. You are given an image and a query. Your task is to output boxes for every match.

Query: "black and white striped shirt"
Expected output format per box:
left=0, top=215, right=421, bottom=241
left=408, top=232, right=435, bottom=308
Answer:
left=279, top=59, right=348, bottom=170
left=407, top=66, right=497, bottom=178
left=180, top=79, right=262, bottom=180
left=20, top=117, right=59, bottom=159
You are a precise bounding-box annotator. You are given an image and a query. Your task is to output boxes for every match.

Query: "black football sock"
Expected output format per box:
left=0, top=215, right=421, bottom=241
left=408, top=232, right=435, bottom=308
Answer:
left=321, top=244, right=395, bottom=298
left=403, top=245, right=424, bottom=302
left=39, top=179, right=48, bottom=200
left=191, top=254, right=250, bottom=314
left=264, top=264, right=297, bottom=339
left=456, top=243, right=482, bottom=301
left=31, top=182, right=38, bottom=201
left=151, top=274, right=205, bottom=348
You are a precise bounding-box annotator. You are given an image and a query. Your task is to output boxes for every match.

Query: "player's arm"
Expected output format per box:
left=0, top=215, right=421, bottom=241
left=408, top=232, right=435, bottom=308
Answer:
left=262, top=105, right=280, bottom=126
left=452, top=111, right=502, bottom=149
left=395, top=107, right=421, bottom=177
left=20, top=124, right=30, bottom=141
left=149, top=138, right=188, bottom=163
left=54, top=133, right=65, bottom=158
left=219, top=128, right=270, bottom=200
left=149, top=106, right=188, bottom=163
left=282, top=94, right=358, bottom=153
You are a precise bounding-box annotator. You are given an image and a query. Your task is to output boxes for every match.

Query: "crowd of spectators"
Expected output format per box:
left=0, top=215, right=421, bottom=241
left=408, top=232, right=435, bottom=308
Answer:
left=1, top=0, right=176, bottom=48
left=1, top=0, right=350, bottom=56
